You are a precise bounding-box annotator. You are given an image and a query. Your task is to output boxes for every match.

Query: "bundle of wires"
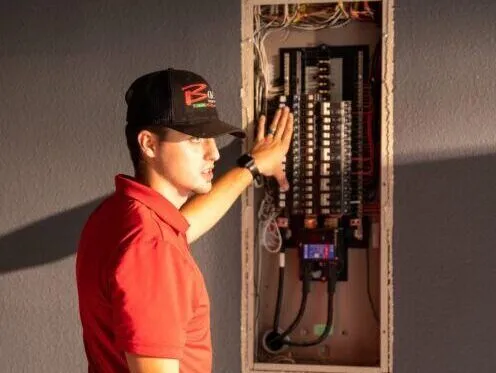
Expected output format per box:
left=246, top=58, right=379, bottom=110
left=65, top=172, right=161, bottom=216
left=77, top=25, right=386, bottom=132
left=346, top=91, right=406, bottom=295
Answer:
left=257, top=191, right=283, bottom=253
left=268, top=261, right=339, bottom=350
left=252, top=3, right=375, bottom=118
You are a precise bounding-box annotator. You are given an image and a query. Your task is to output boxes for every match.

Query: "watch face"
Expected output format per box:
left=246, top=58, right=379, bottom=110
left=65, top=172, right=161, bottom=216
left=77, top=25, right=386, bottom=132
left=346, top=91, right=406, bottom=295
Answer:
left=238, top=154, right=254, bottom=167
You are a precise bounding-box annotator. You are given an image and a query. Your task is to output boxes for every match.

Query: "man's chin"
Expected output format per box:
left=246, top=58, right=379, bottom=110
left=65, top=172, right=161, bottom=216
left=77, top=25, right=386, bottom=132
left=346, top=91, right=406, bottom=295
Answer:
left=192, top=182, right=213, bottom=195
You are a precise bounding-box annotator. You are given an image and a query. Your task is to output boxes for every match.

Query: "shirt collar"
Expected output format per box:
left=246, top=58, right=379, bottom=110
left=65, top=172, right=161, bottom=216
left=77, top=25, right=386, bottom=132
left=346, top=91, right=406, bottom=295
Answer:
left=114, top=174, right=190, bottom=234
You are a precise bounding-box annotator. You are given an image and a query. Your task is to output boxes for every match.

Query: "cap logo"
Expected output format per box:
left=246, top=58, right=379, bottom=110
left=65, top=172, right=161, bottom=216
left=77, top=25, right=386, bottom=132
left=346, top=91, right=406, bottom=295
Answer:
left=182, top=83, right=216, bottom=109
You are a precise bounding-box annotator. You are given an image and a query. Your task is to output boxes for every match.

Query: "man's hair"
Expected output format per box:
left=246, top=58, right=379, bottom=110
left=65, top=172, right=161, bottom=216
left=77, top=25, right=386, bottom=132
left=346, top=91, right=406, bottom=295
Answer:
left=125, top=124, right=169, bottom=175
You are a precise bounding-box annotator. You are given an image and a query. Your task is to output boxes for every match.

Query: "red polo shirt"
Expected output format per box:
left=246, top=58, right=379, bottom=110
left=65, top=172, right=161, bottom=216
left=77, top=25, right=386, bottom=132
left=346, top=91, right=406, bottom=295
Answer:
left=76, top=175, right=211, bottom=373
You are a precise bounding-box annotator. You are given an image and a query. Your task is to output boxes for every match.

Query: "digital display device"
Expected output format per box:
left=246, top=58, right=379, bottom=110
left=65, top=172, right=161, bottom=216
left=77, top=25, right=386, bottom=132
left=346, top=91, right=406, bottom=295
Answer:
left=302, top=243, right=336, bottom=260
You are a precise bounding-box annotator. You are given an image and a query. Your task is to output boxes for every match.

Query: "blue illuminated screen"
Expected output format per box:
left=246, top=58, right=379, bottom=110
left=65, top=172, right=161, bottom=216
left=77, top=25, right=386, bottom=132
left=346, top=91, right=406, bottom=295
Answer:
left=303, top=243, right=335, bottom=260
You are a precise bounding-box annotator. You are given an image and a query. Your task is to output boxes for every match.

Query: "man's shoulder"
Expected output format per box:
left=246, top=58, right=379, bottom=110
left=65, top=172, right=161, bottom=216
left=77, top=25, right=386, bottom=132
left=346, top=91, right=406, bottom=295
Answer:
left=83, top=193, right=162, bottom=237
left=81, top=192, right=187, bottom=255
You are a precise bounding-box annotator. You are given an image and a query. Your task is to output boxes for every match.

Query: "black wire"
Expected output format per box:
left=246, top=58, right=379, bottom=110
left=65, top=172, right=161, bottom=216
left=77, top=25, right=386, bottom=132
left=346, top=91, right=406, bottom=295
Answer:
left=272, top=264, right=285, bottom=331
left=275, top=263, right=311, bottom=340
left=285, top=293, right=333, bottom=347
left=283, top=264, right=338, bottom=347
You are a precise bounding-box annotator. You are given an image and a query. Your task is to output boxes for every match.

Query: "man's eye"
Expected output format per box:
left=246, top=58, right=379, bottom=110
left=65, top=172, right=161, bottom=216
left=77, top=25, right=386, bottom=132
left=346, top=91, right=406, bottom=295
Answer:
left=190, top=137, right=202, bottom=143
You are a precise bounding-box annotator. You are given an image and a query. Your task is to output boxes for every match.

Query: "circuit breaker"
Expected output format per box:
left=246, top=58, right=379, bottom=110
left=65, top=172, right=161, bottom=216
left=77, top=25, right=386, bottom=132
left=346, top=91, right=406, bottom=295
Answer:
left=241, top=1, right=394, bottom=373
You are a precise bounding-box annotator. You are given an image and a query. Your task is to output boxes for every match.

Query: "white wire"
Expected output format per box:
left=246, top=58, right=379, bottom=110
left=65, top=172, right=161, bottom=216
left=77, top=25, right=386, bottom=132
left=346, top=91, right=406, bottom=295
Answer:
left=260, top=213, right=282, bottom=254
left=257, top=193, right=282, bottom=254
left=252, top=4, right=355, bottom=118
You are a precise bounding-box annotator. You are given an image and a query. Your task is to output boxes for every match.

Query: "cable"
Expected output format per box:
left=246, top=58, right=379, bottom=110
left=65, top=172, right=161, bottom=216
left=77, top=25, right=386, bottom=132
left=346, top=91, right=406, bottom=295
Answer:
left=257, top=192, right=282, bottom=253
left=272, top=252, right=285, bottom=331
left=283, top=264, right=338, bottom=347
left=276, top=262, right=311, bottom=341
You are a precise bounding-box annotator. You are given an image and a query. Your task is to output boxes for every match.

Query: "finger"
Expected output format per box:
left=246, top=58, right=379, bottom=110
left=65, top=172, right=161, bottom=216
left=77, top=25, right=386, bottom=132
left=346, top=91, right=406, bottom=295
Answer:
left=281, top=113, right=294, bottom=152
left=273, top=168, right=290, bottom=192
left=274, top=106, right=290, bottom=140
left=256, top=115, right=266, bottom=142
left=268, top=108, right=283, bottom=137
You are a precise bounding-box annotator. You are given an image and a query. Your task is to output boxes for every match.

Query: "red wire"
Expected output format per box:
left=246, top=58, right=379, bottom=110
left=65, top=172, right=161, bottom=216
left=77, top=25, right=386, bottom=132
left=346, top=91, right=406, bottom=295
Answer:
left=351, top=108, right=375, bottom=180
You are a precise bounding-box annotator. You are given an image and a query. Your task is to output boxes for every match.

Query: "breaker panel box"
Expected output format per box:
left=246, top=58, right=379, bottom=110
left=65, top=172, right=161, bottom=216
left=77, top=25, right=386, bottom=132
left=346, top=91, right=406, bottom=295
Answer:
left=241, top=1, right=394, bottom=373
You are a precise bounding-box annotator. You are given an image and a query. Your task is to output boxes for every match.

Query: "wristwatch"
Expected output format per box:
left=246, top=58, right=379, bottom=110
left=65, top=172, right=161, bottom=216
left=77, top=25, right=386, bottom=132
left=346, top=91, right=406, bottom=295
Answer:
left=237, top=153, right=263, bottom=188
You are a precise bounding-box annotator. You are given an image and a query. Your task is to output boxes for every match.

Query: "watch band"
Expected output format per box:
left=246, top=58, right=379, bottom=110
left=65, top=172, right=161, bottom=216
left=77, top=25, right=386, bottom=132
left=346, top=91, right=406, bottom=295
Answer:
left=237, top=153, right=263, bottom=188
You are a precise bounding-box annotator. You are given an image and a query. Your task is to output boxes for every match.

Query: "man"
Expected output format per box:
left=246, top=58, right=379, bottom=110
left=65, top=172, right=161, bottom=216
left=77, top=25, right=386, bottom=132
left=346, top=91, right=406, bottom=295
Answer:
left=76, top=68, right=293, bottom=373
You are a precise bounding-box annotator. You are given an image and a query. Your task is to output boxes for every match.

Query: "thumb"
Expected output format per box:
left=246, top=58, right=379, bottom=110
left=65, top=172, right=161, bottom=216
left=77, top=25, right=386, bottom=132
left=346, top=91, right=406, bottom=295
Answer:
left=273, top=168, right=290, bottom=192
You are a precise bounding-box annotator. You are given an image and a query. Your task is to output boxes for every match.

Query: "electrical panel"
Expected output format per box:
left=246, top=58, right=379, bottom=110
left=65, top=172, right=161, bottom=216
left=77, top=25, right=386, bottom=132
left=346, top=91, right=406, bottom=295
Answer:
left=241, top=1, right=393, bottom=373
left=271, top=44, right=374, bottom=282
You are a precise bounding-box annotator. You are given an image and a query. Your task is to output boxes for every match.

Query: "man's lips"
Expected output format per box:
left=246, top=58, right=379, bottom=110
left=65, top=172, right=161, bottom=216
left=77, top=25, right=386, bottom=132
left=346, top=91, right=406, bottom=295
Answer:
left=201, top=167, right=214, bottom=179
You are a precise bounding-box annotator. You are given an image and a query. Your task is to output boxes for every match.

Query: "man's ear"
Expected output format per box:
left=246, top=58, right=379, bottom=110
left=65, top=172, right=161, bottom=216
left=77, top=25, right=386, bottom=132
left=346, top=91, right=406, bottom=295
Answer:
left=137, top=130, right=158, bottom=160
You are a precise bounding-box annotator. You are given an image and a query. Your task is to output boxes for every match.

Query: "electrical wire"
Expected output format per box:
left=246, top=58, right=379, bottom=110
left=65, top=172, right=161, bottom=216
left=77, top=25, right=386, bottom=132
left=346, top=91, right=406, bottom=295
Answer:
left=272, top=263, right=285, bottom=331
left=258, top=192, right=283, bottom=253
left=252, top=4, right=374, bottom=120
left=283, top=265, right=338, bottom=347
left=275, top=262, right=311, bottom=341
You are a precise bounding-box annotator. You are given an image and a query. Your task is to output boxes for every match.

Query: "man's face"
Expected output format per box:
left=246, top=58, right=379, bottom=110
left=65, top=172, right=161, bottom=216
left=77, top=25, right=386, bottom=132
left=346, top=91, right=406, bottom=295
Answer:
left=152, top=129, right=220, bottom=196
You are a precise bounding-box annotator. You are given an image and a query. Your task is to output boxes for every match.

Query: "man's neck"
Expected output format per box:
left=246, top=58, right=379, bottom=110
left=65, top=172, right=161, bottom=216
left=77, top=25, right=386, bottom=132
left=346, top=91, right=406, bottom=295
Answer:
left=135, top=171, right=189, bottom=210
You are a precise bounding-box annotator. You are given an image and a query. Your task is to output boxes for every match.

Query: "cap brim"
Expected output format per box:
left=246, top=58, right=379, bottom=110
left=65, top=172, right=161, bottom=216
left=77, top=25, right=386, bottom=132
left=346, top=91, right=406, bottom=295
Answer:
left=169, top=119, right=246, bottom=139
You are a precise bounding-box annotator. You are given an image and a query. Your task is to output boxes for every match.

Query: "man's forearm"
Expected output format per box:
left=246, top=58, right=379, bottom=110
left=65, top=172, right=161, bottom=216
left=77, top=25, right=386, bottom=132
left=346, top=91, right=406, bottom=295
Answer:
left=181, top=166, right=253, bottom=243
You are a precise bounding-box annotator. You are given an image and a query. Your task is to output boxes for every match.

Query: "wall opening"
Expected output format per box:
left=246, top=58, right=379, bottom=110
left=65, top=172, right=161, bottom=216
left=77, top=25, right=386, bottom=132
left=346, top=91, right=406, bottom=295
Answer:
left=241, top=1, right=394, bottom=372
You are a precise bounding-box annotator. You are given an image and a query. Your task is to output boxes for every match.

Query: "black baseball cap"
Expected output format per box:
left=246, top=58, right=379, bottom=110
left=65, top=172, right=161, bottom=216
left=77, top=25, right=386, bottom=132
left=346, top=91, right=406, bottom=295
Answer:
left=125, top=68, right=246, bottom=138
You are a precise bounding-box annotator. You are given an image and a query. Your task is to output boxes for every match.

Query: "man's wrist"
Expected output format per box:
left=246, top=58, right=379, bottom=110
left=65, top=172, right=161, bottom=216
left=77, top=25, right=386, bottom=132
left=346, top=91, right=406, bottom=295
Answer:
left=236, top=153, right=263, bottom=187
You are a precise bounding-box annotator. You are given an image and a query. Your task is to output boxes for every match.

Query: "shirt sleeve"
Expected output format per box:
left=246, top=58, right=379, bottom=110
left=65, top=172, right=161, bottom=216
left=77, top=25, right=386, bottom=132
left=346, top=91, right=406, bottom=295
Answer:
left=110, top=227, right=194, bottom=358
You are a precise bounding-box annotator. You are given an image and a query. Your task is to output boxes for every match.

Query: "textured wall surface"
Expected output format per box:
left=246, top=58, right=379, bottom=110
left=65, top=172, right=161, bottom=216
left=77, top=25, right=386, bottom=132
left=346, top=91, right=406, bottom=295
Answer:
left=0, top=0, right=241, bottom=372
left=393, top=0, right=496, bottom=372
left=1, top=0, right=496, bottom=372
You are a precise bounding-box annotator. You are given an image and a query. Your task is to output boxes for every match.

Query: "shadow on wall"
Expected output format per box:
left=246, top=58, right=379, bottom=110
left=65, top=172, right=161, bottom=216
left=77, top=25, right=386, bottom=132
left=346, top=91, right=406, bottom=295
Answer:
left=0, top=139, right=242, bottom=275
left=0, top=198, right=104, bottom=275
left=394, top=152, right=496, bottom=372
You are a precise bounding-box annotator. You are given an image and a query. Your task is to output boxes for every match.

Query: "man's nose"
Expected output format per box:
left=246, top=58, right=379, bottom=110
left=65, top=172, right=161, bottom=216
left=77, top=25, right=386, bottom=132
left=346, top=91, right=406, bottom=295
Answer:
left=205, top=138, right=220, bottom=161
